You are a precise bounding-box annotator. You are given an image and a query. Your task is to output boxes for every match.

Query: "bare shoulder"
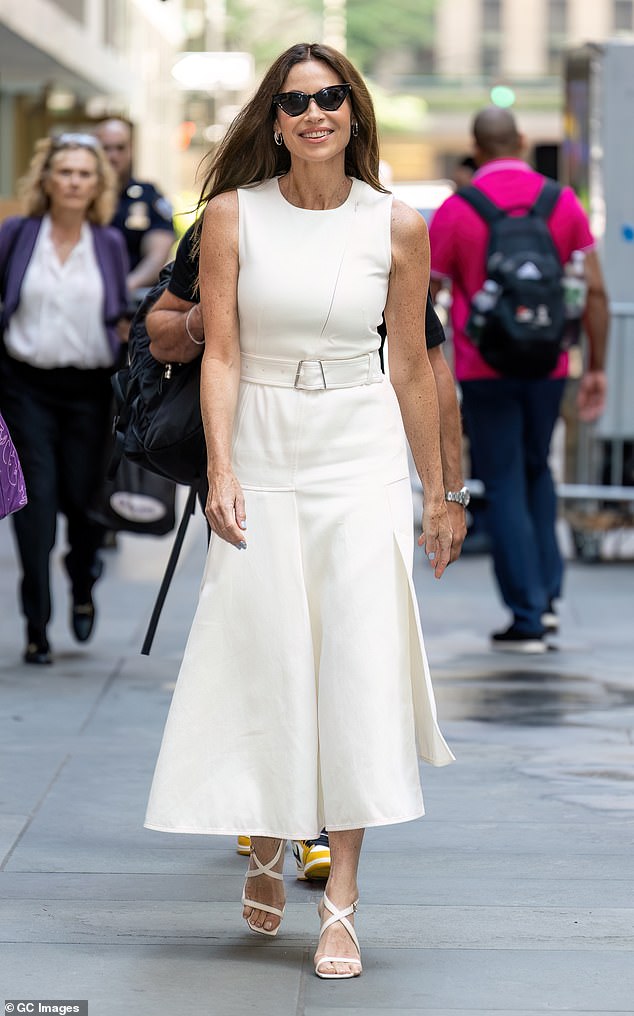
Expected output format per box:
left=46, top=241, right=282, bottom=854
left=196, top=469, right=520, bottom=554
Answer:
left=390, top=197, right=429, bottom=261
left=202, top=191, right=238, bottom=230
left=202, top=191, right=238, bottom=253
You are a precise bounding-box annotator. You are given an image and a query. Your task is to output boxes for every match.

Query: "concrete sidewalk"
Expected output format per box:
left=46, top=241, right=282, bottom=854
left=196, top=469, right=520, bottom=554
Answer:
left=1, top=497, right=633, bottom=1015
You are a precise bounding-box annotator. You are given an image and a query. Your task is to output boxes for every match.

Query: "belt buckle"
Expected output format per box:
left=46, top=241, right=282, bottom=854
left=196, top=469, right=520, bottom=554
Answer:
left=294, top=359, right=327, bottom=390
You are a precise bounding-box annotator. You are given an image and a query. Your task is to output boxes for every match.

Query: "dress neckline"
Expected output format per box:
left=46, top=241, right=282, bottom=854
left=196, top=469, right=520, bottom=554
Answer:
left=274, top=176, right=357, bottom=212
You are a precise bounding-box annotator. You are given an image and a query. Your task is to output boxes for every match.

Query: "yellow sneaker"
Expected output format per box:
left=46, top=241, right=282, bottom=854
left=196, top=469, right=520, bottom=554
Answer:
left=236, top=835, right=251, bottom=856
left=291, top=831, right=331, bottom=881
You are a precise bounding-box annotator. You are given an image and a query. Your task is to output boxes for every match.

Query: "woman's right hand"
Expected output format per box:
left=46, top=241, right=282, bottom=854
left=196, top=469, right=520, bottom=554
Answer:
left=206, top=470, right=247, bottom=548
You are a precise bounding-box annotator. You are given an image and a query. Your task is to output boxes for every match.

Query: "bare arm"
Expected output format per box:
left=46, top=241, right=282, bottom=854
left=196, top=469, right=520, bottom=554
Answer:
left=146, top=288, right=204, bottom=364
left=428, top=344, right=466, bottom=562
left=127, top=230, right=175, bottom=293
left=578, top=249, right=609, bottom=422
left=384, top=199, right=452, bottom=579
left=199, top=192, right=245, bottom=548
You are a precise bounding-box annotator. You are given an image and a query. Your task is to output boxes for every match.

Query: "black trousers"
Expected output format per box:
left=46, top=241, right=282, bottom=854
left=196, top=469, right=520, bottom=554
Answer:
left=0, top=356, right=112, bottom=635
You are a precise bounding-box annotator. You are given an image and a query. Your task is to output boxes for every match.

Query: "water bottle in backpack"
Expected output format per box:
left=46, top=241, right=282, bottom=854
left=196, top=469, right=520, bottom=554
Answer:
left=467, top=279, right=500, bottom=345
left=561, top=250, right=587, bottom=346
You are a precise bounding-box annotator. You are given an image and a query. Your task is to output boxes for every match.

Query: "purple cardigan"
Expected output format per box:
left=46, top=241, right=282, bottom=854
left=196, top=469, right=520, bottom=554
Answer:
left=0, top=216, right=129, bottom=358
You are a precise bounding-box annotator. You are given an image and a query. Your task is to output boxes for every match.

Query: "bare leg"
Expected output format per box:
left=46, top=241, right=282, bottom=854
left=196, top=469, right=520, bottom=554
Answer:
left=314, top=828, right=364, bottom=977
left=242, top=836, right=286, bottom=935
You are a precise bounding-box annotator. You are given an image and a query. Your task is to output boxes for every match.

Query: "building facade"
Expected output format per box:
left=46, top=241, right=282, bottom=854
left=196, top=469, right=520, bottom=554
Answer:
left=382, top=0, right=634, bottom=179
left=0, top=0, right=185, bottom=215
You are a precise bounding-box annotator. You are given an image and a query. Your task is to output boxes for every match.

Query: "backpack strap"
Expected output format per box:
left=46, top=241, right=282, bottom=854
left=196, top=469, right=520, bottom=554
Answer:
left=531, top=178, right=562, bottom=220
left=456, top=185, right=505, bottom=225
left=458, top=179, right=562, bottom=226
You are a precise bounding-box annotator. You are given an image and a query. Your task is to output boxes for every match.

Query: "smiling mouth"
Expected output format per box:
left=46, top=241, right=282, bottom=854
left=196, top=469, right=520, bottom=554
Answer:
left=300, top=130, right=332, bottom=139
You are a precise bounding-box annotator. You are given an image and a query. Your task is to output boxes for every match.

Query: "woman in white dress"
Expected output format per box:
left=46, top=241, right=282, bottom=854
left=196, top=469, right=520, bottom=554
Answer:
left=145, top=42, right=454, bottom=979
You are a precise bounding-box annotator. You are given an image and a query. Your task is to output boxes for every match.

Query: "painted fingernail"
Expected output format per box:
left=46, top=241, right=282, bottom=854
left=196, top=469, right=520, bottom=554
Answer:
left=238, top=520, right=247, bottom=530
left=238, top=540, right=247, bottom=550
left=428, top=552, right=436, bottom=561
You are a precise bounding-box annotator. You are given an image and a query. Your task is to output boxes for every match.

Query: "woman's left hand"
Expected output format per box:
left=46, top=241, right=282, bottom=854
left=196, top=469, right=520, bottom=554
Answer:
left=419, top=501, right=453, bottom=579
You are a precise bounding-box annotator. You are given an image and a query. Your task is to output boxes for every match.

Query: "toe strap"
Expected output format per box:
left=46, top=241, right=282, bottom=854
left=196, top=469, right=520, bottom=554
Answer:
left=241, top=894, right=285, bottom=919
left=315, top=955, right=362, bottom=975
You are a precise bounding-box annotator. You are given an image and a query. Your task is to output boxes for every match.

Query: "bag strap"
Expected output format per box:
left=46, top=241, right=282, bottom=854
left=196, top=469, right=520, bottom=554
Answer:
left=531, top=178, right=562, bottom=220
left=141, top=484, right=199, bottom=655
left=456, top=185, right=505, bottom=225
left=458, top=178, right=562, bottom=226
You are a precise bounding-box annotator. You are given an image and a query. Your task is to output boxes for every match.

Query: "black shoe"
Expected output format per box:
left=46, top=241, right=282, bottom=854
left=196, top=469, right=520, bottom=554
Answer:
left=491, top=625, right=546, bottom=654
left=24, top=627, right=52, bottom=665
left=71, top=600, right=96, bottom=643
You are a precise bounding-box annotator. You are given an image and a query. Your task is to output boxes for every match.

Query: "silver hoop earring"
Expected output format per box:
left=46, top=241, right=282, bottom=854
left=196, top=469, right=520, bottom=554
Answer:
left=274, top=131, right=283, bottom=147
left=351, top=121, right=359, bottom=137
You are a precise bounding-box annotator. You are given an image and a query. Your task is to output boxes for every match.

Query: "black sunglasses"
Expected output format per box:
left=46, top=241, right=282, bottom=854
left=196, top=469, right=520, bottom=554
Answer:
left=272, top=83, right=352, bottom=117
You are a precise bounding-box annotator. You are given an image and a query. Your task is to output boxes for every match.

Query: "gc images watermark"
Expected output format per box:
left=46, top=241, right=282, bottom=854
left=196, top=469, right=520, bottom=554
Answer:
left=5, top=1005, right=87, bottom=1015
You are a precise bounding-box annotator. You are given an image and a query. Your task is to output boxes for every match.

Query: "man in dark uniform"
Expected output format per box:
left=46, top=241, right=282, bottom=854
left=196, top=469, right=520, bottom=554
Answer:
left=95, top=118, right=175, bottom=297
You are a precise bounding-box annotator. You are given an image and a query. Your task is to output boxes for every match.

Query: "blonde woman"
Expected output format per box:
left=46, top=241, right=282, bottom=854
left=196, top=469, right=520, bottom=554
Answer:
left=0, top=134, right=128, bottom=664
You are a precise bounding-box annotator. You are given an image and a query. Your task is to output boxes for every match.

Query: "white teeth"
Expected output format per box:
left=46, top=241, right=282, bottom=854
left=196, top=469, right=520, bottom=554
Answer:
left=303, top=131, right=330, bottom=138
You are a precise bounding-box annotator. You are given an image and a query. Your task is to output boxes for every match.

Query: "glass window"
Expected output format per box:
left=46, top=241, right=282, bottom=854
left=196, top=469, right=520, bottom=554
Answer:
left=548, top=45, right=565, bottom=77
left=614, top=0, right=634, bottom=31
left=548, top=0, right=567, bottom=36
left=482, top=44, right=501, bottom=77
left=482, top=0, right=501, bottom=32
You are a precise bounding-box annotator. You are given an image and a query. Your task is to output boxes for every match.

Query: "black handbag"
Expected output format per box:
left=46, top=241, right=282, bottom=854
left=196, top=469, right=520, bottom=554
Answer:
left=114, top=356, right=205, bottom=486
left=110, top=266, right=206, bottom=487
left=88, top=456, right=176, bottom=536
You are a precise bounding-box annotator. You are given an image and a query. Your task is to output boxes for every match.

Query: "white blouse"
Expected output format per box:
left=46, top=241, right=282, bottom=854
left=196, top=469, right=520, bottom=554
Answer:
left=5, top=215, right=113, bottom=369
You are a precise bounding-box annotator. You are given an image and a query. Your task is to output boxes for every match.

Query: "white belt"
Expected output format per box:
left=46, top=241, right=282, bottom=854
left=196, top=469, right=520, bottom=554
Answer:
left=240, top=350, right=383, bottom=390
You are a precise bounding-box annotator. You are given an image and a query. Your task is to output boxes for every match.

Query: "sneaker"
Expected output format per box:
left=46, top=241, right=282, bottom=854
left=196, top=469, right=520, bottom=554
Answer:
left=236, top=835, right=251, bottom=856
left=541, top=602, right=559, bottom=634
left=491, top=625, right=547, bottom=654
left=292, top=831, right=331, bottom=881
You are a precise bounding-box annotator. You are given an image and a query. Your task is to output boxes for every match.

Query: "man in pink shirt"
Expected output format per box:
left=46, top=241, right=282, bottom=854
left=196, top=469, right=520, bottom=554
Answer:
left=430, top=107, right=609, bottom=652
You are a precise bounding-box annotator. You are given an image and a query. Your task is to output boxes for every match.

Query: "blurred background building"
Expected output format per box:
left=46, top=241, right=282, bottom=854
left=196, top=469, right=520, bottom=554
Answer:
left=1, top=0, right=633, bottom=204
left=0, top=0, right=185, bottom=218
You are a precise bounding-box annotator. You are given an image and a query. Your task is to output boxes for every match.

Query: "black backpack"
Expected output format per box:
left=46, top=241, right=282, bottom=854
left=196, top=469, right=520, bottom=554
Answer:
left=459, top=179, right=565, bottom=379
left=110, top=262, right=206, bottom=486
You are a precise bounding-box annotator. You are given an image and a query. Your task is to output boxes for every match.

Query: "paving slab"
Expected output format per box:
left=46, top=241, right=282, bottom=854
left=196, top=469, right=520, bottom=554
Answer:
left=0, top=943, right=306, bottom=1016
left=3, top=869, right=633, bottom=907
left=304, top=1011, right=632, bottom=1015
left=3, top=899, right=634, bottom=952
left=301, top=948, right=634, bottom=1011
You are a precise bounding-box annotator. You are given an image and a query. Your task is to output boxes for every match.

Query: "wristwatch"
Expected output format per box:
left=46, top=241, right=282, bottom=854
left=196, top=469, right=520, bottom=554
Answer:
left=445, top=486, right=471, bottom=508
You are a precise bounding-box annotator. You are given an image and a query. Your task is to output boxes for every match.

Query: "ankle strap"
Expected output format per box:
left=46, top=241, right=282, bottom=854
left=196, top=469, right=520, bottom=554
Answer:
left=319, top=892, right=360, bottom=952
left=245, top=839, right=285, bottom=881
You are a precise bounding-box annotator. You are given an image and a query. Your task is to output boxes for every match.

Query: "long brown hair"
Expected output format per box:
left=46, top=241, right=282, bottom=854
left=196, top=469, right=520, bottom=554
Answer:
left=196, top=42, right=385, bottom=214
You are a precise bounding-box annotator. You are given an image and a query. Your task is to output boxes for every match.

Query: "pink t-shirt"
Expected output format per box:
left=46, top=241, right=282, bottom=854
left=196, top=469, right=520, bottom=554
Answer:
left=429, top=159, right=595, bottom=381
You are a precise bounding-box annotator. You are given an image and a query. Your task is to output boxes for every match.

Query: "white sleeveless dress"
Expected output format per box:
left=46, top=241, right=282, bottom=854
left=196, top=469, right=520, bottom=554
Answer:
left=145, top=177, right=454, bottom=840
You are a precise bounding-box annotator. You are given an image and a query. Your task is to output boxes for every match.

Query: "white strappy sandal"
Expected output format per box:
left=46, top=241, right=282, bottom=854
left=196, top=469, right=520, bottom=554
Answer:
left=241, top=839, right=286, bottom=937
left=314, top=892, right=362, bottom=979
